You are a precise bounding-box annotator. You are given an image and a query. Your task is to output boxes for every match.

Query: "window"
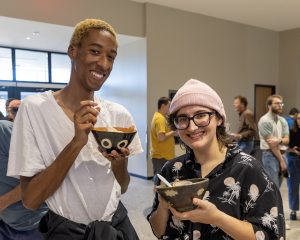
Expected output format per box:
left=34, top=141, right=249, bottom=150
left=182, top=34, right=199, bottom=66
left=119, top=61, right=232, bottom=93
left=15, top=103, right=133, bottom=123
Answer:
left=0, top=47, right=13, bottom=80
left=15, top=49, right=48, bottom=82
left=51, top=53, right=71, bottom=83
left=0, top=46, right=70, bottom=84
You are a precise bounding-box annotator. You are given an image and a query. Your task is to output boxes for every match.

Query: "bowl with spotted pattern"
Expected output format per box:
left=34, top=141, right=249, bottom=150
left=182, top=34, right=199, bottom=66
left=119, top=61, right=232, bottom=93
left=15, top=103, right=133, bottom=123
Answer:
left=92, top=127, right=136, bottom=154
left=156, top=177, right=209, bottom=212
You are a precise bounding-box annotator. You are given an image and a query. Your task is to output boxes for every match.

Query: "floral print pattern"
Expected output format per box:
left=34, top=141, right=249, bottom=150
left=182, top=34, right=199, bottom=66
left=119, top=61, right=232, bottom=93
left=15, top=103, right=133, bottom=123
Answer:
left=218, top=177, right=241, bottom=205
left=147, top=145, right=285, bottom=239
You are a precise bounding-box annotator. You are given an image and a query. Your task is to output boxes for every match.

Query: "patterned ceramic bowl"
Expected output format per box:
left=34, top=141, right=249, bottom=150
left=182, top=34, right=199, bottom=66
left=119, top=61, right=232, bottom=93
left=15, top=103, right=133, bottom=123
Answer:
left=156, top=178, right=209, bottom=212
left=92, top=127, right=136, bottom=154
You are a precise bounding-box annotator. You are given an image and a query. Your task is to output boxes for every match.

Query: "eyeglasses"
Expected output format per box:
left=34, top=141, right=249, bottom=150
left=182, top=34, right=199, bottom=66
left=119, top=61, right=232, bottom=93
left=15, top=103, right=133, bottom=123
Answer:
left=173, top=112, right=216, bottom=130
left=272, top=102, right=284, bottom=107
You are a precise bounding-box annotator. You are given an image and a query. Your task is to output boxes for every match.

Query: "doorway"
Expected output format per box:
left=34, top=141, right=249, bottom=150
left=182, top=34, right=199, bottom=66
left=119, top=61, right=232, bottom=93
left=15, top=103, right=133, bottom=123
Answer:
left=253, top=84, right=276, bottom=161
left=254, top=84, right=276, bottom=123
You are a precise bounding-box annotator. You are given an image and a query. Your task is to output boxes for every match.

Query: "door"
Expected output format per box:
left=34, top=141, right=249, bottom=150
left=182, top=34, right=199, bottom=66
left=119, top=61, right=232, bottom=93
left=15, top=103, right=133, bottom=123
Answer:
left=254, top=84, right=275, bottom=123
left=253, top=84, right=276, bottom=161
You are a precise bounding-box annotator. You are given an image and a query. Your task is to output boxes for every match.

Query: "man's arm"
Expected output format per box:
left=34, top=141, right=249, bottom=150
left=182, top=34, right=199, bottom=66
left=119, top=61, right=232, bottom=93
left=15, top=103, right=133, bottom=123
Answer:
left=21, top=138, right=86, bottom=210
left=239, top=111, right=257, bottom=139
left=157, top=131, right=175, bottom=142
left=0, top=185, right=21, bottom=211
left=0, top=121, right=20, bottom=211
left=258, top=120, right=287, bottom=171
left=266, top=136, right=287, bottom=172
left=20, top=100, right=98, bottom=210
left=279, top=134, right=289, bottom=146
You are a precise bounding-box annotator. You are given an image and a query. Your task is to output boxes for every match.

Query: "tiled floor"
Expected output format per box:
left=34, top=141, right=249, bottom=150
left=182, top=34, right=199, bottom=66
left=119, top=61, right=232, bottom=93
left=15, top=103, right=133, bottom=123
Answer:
left=122, top=176, right=300, bottom=240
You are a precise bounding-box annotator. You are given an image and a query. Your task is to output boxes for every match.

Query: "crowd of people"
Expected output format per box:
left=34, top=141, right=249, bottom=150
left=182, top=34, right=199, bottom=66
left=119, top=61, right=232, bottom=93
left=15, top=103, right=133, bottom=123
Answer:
left=1, top=17, right=299, bottom=240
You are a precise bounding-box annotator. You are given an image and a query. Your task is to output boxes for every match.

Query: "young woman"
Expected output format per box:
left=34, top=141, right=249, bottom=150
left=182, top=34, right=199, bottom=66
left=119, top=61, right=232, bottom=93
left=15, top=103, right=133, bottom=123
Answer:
left=287, top=112, right=300, bottom=221
left=147, top=79, right=285, bottom=240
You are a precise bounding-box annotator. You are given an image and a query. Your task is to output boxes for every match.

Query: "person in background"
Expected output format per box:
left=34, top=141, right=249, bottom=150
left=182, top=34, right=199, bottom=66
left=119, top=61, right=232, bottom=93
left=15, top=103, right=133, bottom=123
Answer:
left=150, top=97, right=176, bottom=180
left=232, top=95, right=257, bottom=155
left=5, top=98, right=17, bottom=120
left=0, top=100, right=48, bottom=240
left=0, top=111, right=5, bottom=120
left=6, top=99, right=21, bottom=122
left=7, top=18, right=143, bottom=240
left=286, top=112, right=300, bottom=220
left=285, top=107, right=299, bottom=129
left=258, top=95, right=289, bottom=188
left=147, top=79, right=285, bottom=240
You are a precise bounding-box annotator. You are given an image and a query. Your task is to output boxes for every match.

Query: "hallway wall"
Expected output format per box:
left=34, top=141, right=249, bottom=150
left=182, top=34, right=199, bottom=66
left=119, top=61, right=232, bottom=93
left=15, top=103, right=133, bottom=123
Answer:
left=1, top=0, right=298, bottom=177
left=145, top=4, right=279, bottom=161
left=279, top=29, right=300, bottom=111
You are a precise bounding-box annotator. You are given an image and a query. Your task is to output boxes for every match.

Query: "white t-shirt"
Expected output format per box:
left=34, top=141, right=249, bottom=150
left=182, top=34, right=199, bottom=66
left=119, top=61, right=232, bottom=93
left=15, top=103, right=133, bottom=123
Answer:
left=7, top=91, right=143, bottom=224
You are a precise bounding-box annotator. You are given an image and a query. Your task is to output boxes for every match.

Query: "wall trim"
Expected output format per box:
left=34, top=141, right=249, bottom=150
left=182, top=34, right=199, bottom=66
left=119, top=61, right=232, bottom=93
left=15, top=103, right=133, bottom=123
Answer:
left=129, top=172, right=153, bottom=180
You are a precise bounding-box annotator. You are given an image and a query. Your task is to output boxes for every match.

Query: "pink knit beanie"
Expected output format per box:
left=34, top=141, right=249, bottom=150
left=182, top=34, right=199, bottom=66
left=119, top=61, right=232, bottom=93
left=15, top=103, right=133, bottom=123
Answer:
left=169, top=79, right=226, bottom=121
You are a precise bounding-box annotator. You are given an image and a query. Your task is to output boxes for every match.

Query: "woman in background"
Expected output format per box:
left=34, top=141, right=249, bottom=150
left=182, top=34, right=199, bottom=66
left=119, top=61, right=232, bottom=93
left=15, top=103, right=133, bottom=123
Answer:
left=287, top=112, right=300, bottom=221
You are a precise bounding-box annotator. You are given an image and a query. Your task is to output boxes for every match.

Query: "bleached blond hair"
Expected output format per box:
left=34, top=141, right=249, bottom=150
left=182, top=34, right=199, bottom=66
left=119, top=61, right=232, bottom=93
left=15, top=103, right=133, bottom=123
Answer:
left=69, top=18, right=117, bottom=47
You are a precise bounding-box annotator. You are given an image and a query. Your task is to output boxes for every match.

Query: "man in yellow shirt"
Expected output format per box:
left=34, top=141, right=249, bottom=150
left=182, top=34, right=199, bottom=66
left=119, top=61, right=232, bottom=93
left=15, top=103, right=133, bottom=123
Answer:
left=150, top=97, right=175, bottom=180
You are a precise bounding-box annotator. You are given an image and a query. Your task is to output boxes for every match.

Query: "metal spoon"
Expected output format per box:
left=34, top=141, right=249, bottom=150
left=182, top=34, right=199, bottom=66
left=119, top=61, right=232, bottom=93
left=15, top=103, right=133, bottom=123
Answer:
left=157, top=174, right=172, bottom=187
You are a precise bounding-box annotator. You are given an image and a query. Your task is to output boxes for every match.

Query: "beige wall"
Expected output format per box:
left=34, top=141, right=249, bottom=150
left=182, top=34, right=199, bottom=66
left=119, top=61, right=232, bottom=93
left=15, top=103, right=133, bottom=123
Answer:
left=0, top=0, right=280, bottom=110
left=279, top=29, right=300, bottom=113
left=0, top=0, right=145, bottom=37
left=2, top=0, right=296, bottom=178
left=146, top=3, right=278, bottom=134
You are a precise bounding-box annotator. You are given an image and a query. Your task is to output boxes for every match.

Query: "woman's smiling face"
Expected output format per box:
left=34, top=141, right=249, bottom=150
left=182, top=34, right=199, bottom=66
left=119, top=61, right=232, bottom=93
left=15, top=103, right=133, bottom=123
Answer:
left=176, top=105, right=220, bottom=151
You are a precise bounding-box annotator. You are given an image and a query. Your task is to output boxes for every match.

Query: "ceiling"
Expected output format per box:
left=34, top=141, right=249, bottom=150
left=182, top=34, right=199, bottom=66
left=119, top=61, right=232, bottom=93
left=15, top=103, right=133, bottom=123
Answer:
left=1, top=1, right=299, bottom=52
left=0, top=16, right=141, bottom=53
left=131, top=0, right=300, bottom=31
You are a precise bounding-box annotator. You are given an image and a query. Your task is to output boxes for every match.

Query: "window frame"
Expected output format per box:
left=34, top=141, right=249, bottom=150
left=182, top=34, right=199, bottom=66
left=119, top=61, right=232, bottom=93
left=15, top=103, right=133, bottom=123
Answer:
left=0, top=45, right=69, bottom=85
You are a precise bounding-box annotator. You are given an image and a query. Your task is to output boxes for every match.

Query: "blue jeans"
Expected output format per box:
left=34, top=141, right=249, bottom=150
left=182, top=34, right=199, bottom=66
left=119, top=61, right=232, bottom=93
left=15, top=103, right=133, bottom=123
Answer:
left=261, top=150, right=280, bottom=188
left=238, top=140, right=254, bottom=155
left=287, top=153, right=300, bottom=211
left=0, top=220, right=43, bottom=240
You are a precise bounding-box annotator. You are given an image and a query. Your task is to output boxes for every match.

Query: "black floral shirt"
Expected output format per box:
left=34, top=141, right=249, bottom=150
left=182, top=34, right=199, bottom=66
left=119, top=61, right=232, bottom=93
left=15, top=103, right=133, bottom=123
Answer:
left=147, top=145, right=285, bottom=240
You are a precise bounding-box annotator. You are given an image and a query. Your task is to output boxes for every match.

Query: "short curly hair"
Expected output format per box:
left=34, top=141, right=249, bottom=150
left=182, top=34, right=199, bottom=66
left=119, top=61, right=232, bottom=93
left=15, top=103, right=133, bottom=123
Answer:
left=69, top=18, right=117, bottom=47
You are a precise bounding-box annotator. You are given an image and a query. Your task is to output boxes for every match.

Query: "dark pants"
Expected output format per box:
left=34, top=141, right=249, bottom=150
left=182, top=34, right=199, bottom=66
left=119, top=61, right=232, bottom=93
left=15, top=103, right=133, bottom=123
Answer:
left=39, top=202, right=139, bottom=240
left=152, top=158, right=168, bottom=182
left=287, top=153, right=300, bottom=211
left=0, top=219, right=43, bottom=240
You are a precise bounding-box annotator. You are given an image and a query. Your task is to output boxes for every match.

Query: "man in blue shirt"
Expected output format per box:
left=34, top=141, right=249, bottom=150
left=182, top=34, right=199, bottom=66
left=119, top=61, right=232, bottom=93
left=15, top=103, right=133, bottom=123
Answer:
left=0, top=99, right=48, bottom=240
left=285, top=107, right=299, bottom=129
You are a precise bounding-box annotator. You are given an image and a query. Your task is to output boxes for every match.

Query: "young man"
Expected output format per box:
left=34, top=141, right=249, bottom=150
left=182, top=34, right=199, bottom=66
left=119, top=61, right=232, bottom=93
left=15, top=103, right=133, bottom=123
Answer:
left=7, top=19, right=142, bottom=240
left=258, top=94, right=289, bottom=188
left=0, top=100, right=47, bottom=240
left=150, top=97, right=175, bottom=180
left=232, top=96, right=257, bottom=155
left=3, top=98, right=18, bottom=121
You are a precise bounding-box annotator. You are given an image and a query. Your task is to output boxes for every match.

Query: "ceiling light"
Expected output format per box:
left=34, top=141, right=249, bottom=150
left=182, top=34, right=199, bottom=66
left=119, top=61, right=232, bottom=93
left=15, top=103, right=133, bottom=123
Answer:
left=26, top=37, right=31, bottom=40
left=33, top=31, right=39, bottom=36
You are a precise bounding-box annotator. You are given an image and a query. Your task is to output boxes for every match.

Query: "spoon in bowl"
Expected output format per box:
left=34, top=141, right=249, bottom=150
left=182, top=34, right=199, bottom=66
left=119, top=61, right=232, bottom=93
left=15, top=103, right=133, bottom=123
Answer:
left=157, top=174, right=172, bottom=187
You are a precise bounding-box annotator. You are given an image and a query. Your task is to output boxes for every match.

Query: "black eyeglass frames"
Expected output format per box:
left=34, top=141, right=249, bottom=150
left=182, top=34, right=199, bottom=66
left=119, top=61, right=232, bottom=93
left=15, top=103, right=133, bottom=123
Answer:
left=173, top=111, right=216, bottom=130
